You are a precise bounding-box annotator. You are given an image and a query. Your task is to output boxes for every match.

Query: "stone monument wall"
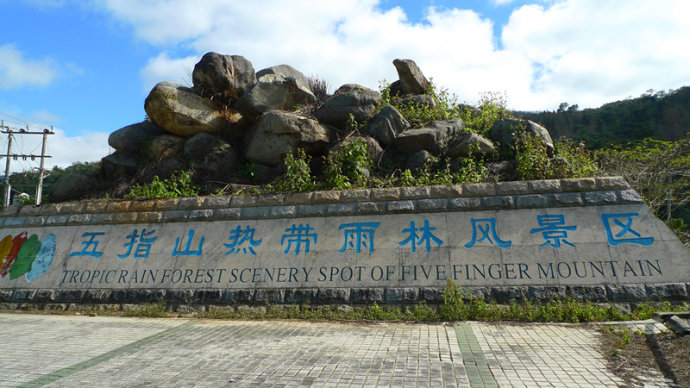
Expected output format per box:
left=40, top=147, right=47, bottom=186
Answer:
left=1, top=176, right=689, bottom=309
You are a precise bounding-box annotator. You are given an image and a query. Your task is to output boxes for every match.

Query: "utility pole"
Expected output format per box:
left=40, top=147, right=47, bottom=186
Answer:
left=35, top=126, right=51, bottom=205
left=1, top=122, right=54, bottom=206
left=2, top=120, right=13, bottom=207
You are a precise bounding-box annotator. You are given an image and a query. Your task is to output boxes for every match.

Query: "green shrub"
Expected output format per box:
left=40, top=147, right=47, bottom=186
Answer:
left=461, top=91, right=512, bottom=135
left=323, top=138, right=372, bottom=189
left=380, top=79, right=461, bottom=127
left=516, top=134, right=598, bottom=180
left=274, top=148, right=315, bottom=192
left=125, top=170, right=199, bottom=199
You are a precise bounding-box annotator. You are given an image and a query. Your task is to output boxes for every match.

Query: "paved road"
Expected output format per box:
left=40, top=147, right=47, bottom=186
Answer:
left=0, top=313, right=675, bottom=387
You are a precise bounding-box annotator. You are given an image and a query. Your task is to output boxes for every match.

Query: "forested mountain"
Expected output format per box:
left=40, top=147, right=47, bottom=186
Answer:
left=519, top=87, right=690, bottom=149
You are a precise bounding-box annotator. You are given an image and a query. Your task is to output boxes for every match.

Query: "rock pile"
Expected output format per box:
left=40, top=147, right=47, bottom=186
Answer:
left=102, top=52, right=554, bottom=190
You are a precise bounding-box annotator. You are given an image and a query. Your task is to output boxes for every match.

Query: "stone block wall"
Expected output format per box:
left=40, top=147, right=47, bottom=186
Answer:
left=1, top=176, right=688, bottom=310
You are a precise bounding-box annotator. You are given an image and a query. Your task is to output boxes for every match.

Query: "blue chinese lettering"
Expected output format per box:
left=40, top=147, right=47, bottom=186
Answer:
left=69, top=232, right=106, bottom=258
left=281, top=224, right=317, bottom=255
left=172, top=229, right=205, bottom=256
left=399, top=220, right=443, bottom=253
left=224, top=225, right=263, bottom=255
left=118, top=229, right=158, bottom=259
left=601, top=213, right=654, bottom=246
left=338, top=222, right=380, bottom=254
left=529, top=215, right=576, bottom=248
left=464, top=218, right=511, bottom=249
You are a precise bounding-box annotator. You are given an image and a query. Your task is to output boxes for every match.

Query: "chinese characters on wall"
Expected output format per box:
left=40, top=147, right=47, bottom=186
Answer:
left=67, top=213, right=654, bottom=259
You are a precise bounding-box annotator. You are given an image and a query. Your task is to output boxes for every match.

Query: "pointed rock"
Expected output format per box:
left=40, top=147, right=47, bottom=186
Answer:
left=393, top=59, right=429, bottom=95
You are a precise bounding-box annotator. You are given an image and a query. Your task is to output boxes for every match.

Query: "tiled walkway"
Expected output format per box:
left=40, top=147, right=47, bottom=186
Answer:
left=0, top=313, right=676, bottom=387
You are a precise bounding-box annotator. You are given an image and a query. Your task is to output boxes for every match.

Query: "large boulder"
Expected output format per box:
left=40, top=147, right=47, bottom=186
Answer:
left=192, top=52, right=256, bottom=99
left=148, top=134, right=185, bottom=160
left=392, top=59, right=429, bottom=95
left=394, top=118, right=465, bottom=155
left=244, top=111, right=333, bottom=166
left=108, top=120, right=167, bottom=154
left=234, top=73, right=316, bottom=118
left=144, top=81, right=234, bottom=138
left=256, top=64, right=312, bottom=94
left=489, top=119, right=554, bottom=156
left=314, top=84, right=381, bottom=129
left=102, top=151, right=138, bottom=180
left=368, top=104, right=409, bottom=147
left=184, top=132, right=237, bottom=173
left=51, top=173, right=92, bottom=202
left=405, top=150, right=434, bottom=171
left=445, top=132, right=496, bottom=158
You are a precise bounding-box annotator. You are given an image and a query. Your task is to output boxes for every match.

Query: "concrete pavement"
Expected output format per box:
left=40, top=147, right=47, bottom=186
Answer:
left=0, top=313, right=676, bottom=387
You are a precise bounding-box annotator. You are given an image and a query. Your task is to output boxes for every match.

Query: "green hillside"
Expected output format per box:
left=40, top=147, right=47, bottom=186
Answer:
left=519, top=87, right=690, bottom=149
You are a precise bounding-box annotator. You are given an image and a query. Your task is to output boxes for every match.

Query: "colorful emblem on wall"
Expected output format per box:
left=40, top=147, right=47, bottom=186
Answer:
left=0, top=232, right=56, bottom=282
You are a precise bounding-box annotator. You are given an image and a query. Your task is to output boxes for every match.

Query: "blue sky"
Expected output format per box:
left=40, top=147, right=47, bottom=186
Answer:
left=0, top=0, right=688, bottom=171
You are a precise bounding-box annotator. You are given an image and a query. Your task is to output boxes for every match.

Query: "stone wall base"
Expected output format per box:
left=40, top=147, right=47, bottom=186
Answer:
left=1, top=284, right=688, bottom=311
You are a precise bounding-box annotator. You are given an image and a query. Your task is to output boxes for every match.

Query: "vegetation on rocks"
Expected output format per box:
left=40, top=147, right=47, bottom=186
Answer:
left=3, top=52, right=687, bottom=240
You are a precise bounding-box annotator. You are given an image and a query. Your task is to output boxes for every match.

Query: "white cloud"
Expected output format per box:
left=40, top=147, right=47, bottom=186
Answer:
left=99, top=0, right=690, bottom=111
left=140, top=53, right=198, bottom=92
left=0, top=129, right=110, bottom=174
left=46, top=129, right=111, bottom=170
left=0, top=110, right=109, bottom=173
left=0, top=45, right=58, bottom=90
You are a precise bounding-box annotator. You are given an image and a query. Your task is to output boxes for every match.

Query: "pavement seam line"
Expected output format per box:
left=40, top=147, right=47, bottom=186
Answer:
left=17, top=320, right=195, bottom=388
left=455, top=322, right=499, bottom=388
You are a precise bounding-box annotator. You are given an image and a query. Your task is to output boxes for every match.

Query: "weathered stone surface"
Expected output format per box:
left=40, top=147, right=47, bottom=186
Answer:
left=490, top=287, right=526, bottom=303
left=368, top=104, right=410, bottom=147
left=51, top=174, right=93, bottom=202
left=350, top=288, right=384, bottom=303
left=281, top=289, right=315, bottom=304
left=244, top=111, right=333, bottom=166
left=144, top=81, right=231, bottom=137
left=405, top=150, right=434, bottom=171
left=256, top=64, right=311, bottom=94
left=445, top=132, right=495, bottom=158
left=566, top=286, right=607, bottom=301
left=102, top=151, right=138, bottom=179
left=192, top=52, right=256, bottom=98
left=516, top=194, right=547, bottom=208
left=646, top=283, right=689, bottom=300
left=385, top=288, right=418, bottom=303
left=386, top=200, right=414, bottom=213
left=316, top=288, right=350, bottom=303
left=234, top=73, right=316, bottom=117
left=489, top=118, right=554, bottom=156
left=108, top=120, right=167, bottom=154
left=392, top=59, right=429, bottom=95
left=394, top=119, right=464, bottom=155
left=607, top=284, right=648, bottom=301
left=314, top=84, right=381, bottom=128
left=481, top=196, right=514, bottom=210
left=254, top=289, right=285, bottom=304
left=184, top=132, right=237, bottom=173
left=149, top=134, right=185, bottom=160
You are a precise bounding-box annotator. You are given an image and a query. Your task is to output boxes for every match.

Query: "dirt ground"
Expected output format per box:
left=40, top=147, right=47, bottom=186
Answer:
left=599, top=325, right=690, bottom=387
